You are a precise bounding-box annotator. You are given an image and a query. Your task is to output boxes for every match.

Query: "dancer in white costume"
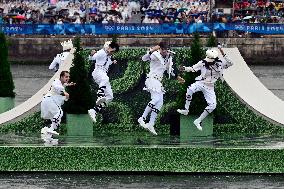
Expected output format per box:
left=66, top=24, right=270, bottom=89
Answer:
left=138, top=42, right=185, bottom=135
left=41, top=71, right=76, bottom=136
left=49, top=39, right=73, bottom=72
left=177, top=45, right=233, bottom=131
left=88, top=41, right=120, bottom=122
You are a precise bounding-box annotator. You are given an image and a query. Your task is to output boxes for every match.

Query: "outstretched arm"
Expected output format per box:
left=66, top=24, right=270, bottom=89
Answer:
left=179, top=61, right=203, bottom=73
left=169, top=63, right=185, bottom=84
left=142, top=45, right=160, bottom=61
left=218, top=45, right=233, bottom=69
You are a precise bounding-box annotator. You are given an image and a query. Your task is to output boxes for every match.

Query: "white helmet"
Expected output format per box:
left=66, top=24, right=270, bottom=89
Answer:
left=103, top=41, right=112, bottom=49
left=206, top=49, right=218, bottom=59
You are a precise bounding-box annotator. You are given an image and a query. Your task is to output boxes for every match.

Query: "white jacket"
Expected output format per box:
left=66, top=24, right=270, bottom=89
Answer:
left=89, top=49, right=113, bottom=72
left=187, top=55, right=233, bottom=85
left=142, top=50, right=175, bottom=79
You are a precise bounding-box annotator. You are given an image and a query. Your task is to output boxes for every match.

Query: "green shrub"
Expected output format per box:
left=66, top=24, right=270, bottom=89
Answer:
left=2, top=47, right=284, bottom=137
left=64, top=37, right=94, bottom=114
left=0, top=33, right=15, bottom=97
left=206, top=33, right=217, bottom=47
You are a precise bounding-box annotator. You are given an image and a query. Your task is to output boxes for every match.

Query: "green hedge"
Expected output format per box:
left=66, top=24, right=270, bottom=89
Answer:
left=214, top=81, right=284, bottom=136
left=1, top=48, right=284, bottom=137
left=0, top=146, right=283, bottom=173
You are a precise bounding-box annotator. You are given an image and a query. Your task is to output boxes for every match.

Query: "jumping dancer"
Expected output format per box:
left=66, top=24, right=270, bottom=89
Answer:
left=88, top=41, right=120, bottom=122
left=177, top=45, right=233, bottom=130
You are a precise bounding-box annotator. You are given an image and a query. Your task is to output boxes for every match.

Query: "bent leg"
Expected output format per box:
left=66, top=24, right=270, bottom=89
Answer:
left=196, top=86, right=216, bottom=123
left=149, top=91, right=163, bottom=125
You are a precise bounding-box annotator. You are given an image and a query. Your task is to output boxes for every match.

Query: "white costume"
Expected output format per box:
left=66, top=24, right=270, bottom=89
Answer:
left=49, top=40, right=73, bottom=72
left=89, top=48, right=114, bottom=104
left=49, top=52, right=70, bottom=72
left=88, top=41, right=118, bottom=123
left=41, top=78, right=67, bottom=135
left=177, top=49, right=233, bottom=130
left=138, top=49, right=176, bottom=135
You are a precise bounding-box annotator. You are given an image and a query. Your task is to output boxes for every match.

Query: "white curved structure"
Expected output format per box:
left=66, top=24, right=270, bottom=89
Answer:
left=0, top=48, right=75, bottom=125
left=223, top=48, right=284, bottom=126
left=0, top=47, right=283, bottom=126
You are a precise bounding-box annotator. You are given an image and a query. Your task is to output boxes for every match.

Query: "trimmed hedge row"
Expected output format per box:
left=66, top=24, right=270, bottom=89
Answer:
left=1, top=48, right=284, bottom=137
left=214, top=81, right=284, bottom=136
left=0, top=146, right=283, bottom=173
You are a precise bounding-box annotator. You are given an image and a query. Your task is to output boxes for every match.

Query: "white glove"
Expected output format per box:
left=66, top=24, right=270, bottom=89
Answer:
left=184, top=66, right=194, bottom=72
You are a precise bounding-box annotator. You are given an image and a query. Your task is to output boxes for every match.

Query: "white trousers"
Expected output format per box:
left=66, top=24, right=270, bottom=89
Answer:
left=142, top=89, right=164, bottom=125
left=186, top=81, right=216, bottom=113
left=92, top=68, right=113, bottom=102
left=41, top=96, right=63, bottom=126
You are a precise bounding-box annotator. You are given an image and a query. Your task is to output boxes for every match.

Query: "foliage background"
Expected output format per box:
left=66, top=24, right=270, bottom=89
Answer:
left=1, top=36, right=284, bottom=137
left=0, top=33, right=15, bottom=97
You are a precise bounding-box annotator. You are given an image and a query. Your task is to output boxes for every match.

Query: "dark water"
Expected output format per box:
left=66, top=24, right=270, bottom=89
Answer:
left=0, top=172, right=283, bottom=188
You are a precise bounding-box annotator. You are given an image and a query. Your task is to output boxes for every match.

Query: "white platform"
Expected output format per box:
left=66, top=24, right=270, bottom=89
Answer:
left=223, top=48, right=284, bottom=126
left=0, top=48, right=75, bottom=125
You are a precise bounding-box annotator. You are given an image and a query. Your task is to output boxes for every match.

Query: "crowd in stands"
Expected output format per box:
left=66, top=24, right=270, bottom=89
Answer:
left=0, top=0, right=142, bottom=24
left=232, top=0, right=284, bottom=23
left=141, top=0, right=210, bottom=24
left=212, top=0, right=284, bottom=23
left=0, top=0, right=284, bottom=24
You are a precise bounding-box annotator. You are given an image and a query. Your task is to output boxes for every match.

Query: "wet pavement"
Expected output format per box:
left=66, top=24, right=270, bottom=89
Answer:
left=0, top=173, right=283, bottom=189
left=11, top=64, right=54, bottom=106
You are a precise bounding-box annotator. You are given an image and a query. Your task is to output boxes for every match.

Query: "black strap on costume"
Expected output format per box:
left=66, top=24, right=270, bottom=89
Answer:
left=152, top=107, right=160, bottom=114
left=148, top=103, right=160, bottom=114
left=97, top=86, right=106, bottom=98
left=203, top=59, right=211, bottom=69
left=186, top=94, right=192, bottom=101
left=148, top=103, right=155, bottom=109
left=203, top=58, right=222, bottom=72
left=104, top=55, right=111, bottom=66
left=94, top=102, right=107, bottom=113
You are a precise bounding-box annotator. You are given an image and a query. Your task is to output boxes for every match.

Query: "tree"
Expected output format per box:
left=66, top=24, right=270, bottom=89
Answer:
left=64, top=37, right=93, bottom=114
left=0, top=33, right=15, bottom=97
left=206, top=33, right=217, bottom=47
left=177, top=33, right=206, bottom=114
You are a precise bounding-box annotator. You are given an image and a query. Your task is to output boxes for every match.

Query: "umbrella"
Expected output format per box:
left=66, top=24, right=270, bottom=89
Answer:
left=6, top=13, right=18, bottom=17
left=178, top=8, right=188, bottom=12
left=44, top=14, right=54, bottom=17
left=108, top=10, right=119, bottom=15
left=14, top=15, right=26, bottom=19
left=243, top=15, right=252, bottom=20
left=47, top=6, right=56, bottom=10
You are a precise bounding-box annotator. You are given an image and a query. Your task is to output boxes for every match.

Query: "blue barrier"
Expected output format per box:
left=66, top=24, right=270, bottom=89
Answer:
left=1, top=23, right=284, bottom=35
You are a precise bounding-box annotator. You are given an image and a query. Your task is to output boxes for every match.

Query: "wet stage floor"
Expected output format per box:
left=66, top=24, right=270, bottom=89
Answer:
left=0, top=133, right=284, bottom=149
left=0, top=171, right=284, bottom=189
left=6, top=64, right=284, bottom=188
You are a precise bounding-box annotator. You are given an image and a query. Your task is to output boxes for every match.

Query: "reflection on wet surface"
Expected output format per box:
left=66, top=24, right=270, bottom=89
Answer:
left=0, top=173, right=284, bottom=189
left=0, top=133, right=283, bottom=149
left=7, top=63, right=284, bottom=188
left=10, top=65, right=284, bottom=106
